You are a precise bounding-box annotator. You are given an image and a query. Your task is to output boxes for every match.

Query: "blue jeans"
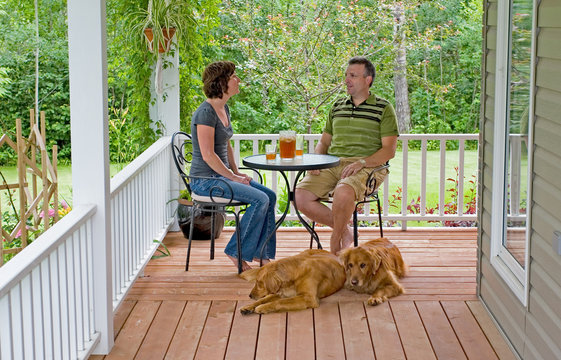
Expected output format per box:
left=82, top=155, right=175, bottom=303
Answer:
left=190, top=176, right=277, bottom=261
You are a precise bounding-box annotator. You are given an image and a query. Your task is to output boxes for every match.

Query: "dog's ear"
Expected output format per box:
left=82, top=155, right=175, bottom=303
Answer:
left=375, top=248, right=394, bottom=270
left=339, top=248, right=351, bottom=265
left=367, top=248, right=382, bottom=273
left=267, top=272, right=284, bottom=293
left=239, top=267, right=261, bottom=282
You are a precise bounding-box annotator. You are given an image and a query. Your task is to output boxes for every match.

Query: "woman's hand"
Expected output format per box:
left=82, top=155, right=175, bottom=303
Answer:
left=231, top=173, right=251, bottom=185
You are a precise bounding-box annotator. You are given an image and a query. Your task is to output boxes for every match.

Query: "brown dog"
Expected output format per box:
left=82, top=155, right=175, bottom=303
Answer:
left=239, top=249, right=346, bottom=314
left=339, top=237, right=407, bottom=305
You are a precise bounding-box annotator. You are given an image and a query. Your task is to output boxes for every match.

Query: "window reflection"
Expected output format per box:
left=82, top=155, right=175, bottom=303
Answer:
left=504, top=0, right=532, bottom=267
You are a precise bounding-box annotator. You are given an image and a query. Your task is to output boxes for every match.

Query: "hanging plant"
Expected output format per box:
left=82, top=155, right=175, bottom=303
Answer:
left=127, top=0, right=195, bottom=58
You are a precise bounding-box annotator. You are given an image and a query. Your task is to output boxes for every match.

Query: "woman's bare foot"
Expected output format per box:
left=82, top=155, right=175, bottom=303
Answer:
left=227, top=254, right=252, bottom=272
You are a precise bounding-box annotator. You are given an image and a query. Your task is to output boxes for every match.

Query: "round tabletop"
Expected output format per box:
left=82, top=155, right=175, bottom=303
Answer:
left=242, top=153, right=340, bottom=171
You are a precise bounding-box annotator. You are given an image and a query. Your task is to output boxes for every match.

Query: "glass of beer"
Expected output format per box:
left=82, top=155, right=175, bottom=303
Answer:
left=265, top=143, right=276, bottom=162
left=295, top=135, right=304, bottom=157
left=279, top=130, right=296, bottom=160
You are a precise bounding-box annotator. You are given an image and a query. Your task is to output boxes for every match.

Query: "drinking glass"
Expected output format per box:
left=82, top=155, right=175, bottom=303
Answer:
left=265, top=143, right=277, bottom=161
left=279, top=130, right=296, bottom=160
left=295, top=135, right=304, bottom=157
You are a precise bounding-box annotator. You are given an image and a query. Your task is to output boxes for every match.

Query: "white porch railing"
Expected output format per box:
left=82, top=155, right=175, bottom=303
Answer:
left=0, top=136, right=174, bottom=359
left=109, top=136, right=175, bottom=310
left=231, top=133, right=480, bottom=229
left=0, top=205, right=99, bottom=360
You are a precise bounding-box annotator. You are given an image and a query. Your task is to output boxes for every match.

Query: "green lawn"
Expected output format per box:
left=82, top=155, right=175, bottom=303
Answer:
left=0, top=164, right=126, bottom=207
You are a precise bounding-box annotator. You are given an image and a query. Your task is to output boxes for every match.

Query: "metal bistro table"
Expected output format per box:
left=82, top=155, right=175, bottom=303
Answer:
left=242, top=153, right=340, bottom=258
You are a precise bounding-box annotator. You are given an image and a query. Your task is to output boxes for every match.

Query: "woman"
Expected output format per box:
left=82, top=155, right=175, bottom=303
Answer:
left=189, top=61, right=276, bottom=271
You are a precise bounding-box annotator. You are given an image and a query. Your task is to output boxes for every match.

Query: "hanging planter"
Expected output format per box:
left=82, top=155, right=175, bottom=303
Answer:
left=143, top=27, right=176, bottom=53
left=127, top=0, right=195, bottom=60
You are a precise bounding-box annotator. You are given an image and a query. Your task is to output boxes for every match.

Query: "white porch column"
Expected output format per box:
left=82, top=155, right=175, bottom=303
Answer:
left=149, top=50, right=181, bottom=136
left=149, top=49, right=182, bottom=230
left=67, top=0, right=113, bottom=354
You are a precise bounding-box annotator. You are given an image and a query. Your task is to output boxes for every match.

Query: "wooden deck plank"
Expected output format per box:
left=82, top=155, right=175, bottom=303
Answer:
left=390, top=301, right=437, bottom=360
left=255, top=312, right=286, bottom=360
left=105, top=301, right=160, bottom=360
left=364, top=301, right=406, bottom=360
left=113, top=300, right=135, bottom=338
left=193, top=300, right=236, bottom=360
left=442, top=301, right=499, bottom=360
left=286, top=309, right=315, bottom=360
left=314, top=302, right=346, bottom=360
left=339, top=301, right=375, bottom=360
left=224, top=301, right=260, bottom=360
left=466, top=301, right=517, bottom=360
left=87, top=228, right=516, bottom=360
left=165, top=300, right=211, bottom=360
left=135, top=301, right=185, bottom=360
left=416, top=301, right=467, bottom=360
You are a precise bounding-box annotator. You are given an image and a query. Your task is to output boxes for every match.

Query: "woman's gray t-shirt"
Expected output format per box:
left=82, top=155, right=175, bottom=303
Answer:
left=189, top=101, right=234, bottom=177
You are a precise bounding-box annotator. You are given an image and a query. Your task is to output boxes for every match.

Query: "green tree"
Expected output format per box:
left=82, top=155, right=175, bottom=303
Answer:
left=0, top=0, right=70, bottom=162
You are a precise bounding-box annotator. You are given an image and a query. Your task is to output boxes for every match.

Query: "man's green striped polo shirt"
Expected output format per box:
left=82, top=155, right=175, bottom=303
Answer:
left=324, top=93, right=399, bottom=158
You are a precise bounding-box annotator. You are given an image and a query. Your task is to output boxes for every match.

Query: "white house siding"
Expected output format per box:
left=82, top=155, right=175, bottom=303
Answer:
left=480, top=0, right=561, bottom=358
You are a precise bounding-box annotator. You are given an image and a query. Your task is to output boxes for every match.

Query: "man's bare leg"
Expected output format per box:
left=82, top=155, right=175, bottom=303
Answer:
left=295, top=188, right=355, bottom=254
left=330, top=184, right=356, bottom=254
left=295, top=188, right=333, bottom=226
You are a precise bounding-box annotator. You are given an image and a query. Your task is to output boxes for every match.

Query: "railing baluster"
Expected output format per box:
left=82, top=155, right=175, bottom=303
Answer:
left=458, top=139, right=465, bottom=216
left=421, top=139, right=427, bottom=216
left=402, top=139, right=409, bottom=230
left=439, top=139, right=446, bottom=217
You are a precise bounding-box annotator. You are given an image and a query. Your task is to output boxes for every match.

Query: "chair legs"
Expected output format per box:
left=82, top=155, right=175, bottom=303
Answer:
left=185, top=205, right=244, bottom=274
left=185, top=204, right=196, bottom=271
left=233, top=212, right=243, bottom=274
left=376, top=195, right=383, bottom=238
left=210, top=210, right=215, bottom=260
left=353, top=207, right=359, bottom=247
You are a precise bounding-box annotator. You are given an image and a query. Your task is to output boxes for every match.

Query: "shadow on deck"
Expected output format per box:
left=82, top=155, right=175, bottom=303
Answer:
left=90, top=227, right=516, bottom=360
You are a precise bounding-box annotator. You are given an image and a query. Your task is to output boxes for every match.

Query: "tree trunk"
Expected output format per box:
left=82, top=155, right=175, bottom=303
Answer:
left=392, top=2, right=411, bottom=134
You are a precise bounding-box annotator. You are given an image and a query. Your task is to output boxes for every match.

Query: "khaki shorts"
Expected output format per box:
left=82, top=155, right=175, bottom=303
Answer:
left=296, top=157, right=389, bottom=201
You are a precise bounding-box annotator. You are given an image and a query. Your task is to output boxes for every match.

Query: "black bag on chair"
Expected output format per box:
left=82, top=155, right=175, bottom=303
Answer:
left=177, top=203, right=225, bottom=240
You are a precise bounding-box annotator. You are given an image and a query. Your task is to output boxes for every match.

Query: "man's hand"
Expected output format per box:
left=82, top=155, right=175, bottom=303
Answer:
left=341, top=161, right=364, bottom=179
left=308, top=169, right=321, bottom=176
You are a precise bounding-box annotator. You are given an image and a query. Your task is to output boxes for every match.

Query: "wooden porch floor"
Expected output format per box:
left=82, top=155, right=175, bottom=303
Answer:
left=90, top=227, right=516, bottom=360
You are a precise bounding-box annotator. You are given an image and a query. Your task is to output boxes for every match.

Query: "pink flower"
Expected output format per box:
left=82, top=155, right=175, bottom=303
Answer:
left=39, top=208, right=56, bottom=218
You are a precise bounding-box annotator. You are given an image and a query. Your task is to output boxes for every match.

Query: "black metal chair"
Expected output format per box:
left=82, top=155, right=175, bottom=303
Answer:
left=171, top=131, right=262, bottom=274
left=310, top=163, right=390, bottom=248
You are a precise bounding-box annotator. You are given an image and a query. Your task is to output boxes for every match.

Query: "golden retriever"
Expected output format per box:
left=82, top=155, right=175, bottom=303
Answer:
left=339, top=237, right=407, bottom=305
left=239, top=249, right=346, bottom=314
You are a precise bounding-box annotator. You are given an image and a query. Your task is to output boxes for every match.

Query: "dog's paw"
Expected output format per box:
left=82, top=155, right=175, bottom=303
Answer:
left=240, top=306, right=255, bottom=315
left=367, top=295, right=388, bottom=306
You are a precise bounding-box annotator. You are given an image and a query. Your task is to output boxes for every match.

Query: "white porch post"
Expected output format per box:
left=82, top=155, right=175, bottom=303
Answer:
left=149, top=49, right=182, bottom=230
left=149, top=51, right=181, bottom=136
left=67, top=0, right=113, bottom=354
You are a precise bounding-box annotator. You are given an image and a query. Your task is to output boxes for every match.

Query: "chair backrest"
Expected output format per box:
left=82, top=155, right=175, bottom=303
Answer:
left=171, top=131, right=193, bottom=190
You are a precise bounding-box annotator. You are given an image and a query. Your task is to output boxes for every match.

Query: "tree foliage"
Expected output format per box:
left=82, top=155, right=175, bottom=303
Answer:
left=212, top=0, right=482, bottom=140
left=0, top=0, right=483, bottom=163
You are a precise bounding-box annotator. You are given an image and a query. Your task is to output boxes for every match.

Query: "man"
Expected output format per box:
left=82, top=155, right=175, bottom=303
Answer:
left=295, top=57, right=399, bottom=254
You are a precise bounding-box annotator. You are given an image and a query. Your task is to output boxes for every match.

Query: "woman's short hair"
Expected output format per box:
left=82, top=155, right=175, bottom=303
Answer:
left=202, top=61, right=236, bottom=99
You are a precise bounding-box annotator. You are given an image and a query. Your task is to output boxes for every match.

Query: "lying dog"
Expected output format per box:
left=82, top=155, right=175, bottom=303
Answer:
left=339, top=237, right=407, bottom=305
left=239, top=249, right=346, bottom=314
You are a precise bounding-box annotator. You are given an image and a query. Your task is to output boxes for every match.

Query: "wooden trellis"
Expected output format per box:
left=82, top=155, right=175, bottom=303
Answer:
left=0, top=110, right=59, bottom=266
